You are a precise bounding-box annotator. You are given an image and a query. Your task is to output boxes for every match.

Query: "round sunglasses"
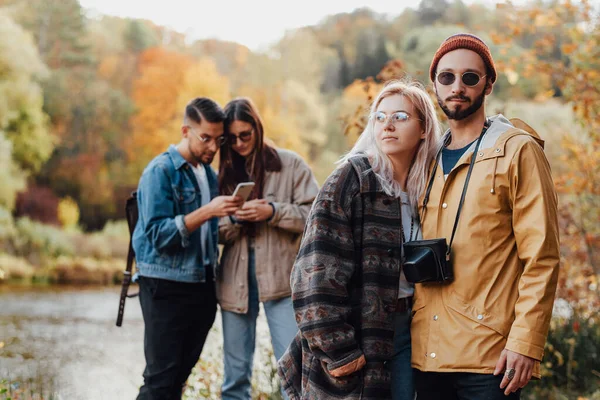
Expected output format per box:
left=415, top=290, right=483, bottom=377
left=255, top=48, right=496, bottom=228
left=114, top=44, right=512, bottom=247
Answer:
left=436, top=71, right=487, bottom=87
left=227, top=129, right=253, bottom=145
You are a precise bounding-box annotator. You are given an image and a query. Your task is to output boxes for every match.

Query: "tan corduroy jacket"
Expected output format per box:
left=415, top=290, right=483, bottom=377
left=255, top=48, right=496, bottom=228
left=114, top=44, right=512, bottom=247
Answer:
left=217, top=149, right=319, bottom=313
left=411, top=115, right=560, bottom=379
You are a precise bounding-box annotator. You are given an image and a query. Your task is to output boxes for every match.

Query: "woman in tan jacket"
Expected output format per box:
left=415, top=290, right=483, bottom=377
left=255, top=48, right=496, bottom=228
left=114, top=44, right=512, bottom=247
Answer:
left=217, top=97, right=319, bottom=400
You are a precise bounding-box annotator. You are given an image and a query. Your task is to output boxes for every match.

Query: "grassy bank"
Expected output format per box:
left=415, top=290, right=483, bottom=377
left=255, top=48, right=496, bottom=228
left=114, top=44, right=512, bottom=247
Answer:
left=0, top=211, right=128, bottom=285
left=0, top=378, right=58, bottom=400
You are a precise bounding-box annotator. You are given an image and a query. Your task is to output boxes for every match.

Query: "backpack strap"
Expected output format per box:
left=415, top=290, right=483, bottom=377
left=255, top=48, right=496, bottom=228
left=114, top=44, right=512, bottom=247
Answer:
left=116, top=191, right=139, bottom=327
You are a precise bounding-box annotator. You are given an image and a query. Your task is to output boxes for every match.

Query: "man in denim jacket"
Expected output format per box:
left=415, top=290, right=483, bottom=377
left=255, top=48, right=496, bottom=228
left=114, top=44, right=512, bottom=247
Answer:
left=133, top=97, right=243, bottom=399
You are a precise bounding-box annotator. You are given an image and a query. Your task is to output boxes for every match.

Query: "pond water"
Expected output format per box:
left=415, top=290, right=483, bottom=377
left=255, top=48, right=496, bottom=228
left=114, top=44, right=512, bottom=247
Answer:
left=0, top=285, right=146, bottom=399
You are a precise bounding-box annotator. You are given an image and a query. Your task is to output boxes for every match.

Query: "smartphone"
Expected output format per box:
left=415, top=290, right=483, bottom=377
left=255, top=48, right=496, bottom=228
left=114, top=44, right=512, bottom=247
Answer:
left=232, top=182, right=255, bottom=202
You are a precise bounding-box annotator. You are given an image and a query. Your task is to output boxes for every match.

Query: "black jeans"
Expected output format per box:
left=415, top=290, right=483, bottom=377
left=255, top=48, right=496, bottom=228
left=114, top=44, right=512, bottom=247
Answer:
left=414, top=370, right=521, bottom=400
left=137, top=276, right=217, bottom=400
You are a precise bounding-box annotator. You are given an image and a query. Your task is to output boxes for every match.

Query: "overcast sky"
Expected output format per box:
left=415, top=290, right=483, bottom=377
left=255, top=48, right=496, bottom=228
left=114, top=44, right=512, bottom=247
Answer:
left=78, top=0, right=503, bottom=50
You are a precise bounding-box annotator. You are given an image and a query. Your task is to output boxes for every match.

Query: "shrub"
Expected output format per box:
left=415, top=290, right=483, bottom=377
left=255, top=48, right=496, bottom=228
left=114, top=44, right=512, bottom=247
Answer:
left=67, top=220, right=129, bottom=260
left=49, top=256, right=124, bottom=285
left=68, top=233, right=113, bottom=260
left=524, top=309, right=600, bottom=398
left=0, top=253, right=35, bottom=281
left=14, top=185, right=60, bottom=225
left=96, top=220, right=129, bottom=259
left=0, top=132, right=27, bottom=211
left=12, top=217, right=74, bottom=263
left=0, top=207, right=17, bottom=254
left=100, top=220, right=130, bottom=240
left=57, top=197, right=80, bottom=229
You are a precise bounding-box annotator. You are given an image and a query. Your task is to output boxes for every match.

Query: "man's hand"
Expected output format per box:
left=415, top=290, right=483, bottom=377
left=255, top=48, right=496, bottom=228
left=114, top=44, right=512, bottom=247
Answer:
left=208, top=195, right=244, bottom=218
left=493, top=349, right=535, bottom=395
left=234, top=199, right=274, bottom=222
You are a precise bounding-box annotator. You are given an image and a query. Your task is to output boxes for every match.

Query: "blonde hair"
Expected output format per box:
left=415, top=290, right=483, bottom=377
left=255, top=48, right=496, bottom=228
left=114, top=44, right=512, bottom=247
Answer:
left=339, top=79, right=442, bottom=211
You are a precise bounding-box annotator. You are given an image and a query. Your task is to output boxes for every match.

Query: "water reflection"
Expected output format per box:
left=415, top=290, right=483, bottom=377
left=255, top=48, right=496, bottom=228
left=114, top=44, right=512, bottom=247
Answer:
left=0, top=285, right=145, bottom=399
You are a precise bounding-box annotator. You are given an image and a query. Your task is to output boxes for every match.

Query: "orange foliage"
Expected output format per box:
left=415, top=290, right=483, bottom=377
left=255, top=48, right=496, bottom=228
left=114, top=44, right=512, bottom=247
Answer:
left=97, top=54, right=120, bottom=80
left=494, top=0, right=600, bottom=312
left=339, top=60, right=444, bottom=143
left=125, top=47, right=194, bottom=169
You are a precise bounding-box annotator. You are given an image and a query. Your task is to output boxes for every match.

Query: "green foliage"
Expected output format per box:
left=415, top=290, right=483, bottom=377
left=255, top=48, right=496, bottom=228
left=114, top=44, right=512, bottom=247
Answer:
left=40, top=71, right=135, bottom=228
left=12, top=218, right=74, bottom=262
left=417, top=0, right=450, bottom=25
left=352, top=31, right=390, bottom=82
left=6, top=0, right=93, bottom=68
left=0, top=209, right=129, bottom=283
left=99, top=219, right=129, bottom=240
left=400, top=25, right=463, bottom=80
left=0, top=14, right=47, bottom=83
left=0, top=13, right=53, bottom=175
left=524, top=312, right=600, bottom=398
left=4, top=109, right=53, bottom=173
left=0, top=207, right=16, bottom=246
left=0, top=376, right=58, bottom=400
left=125, top=19, right=159, bottom=53
left=0, top=134, right=26, bottom=211
left=273, top=29, right=338, bottom=92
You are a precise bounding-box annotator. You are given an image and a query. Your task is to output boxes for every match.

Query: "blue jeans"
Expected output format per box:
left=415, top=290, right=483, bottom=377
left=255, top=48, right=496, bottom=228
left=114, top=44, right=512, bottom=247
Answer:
left=389, top=309, right=415, bottom=400
left=221, top=245, right=297, bottom=400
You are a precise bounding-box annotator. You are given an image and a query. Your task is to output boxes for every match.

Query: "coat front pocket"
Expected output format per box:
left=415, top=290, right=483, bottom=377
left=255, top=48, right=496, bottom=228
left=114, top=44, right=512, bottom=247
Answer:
left=304, top=355, right=363, bottom=399
left=444, top=289, right=511, bottom=338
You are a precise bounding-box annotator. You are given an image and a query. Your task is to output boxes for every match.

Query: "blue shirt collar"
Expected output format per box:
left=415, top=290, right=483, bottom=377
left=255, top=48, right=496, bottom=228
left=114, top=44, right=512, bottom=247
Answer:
left=167, top=144, right=189, bottom=170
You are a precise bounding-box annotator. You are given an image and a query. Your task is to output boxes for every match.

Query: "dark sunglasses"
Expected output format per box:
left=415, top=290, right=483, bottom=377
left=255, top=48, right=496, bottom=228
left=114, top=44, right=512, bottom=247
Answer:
left=228, top=130, right=253, bottom=145
left=436, top=71, right=487, bottom=87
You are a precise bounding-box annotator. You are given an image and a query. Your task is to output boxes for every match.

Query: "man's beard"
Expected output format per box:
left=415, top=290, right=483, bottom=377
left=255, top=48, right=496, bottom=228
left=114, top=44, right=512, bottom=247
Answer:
left=199, top=153, right=215, bottom=164
left=437, top=90, right=485, bottom=121
left=189, top=143, right=214, bottom=165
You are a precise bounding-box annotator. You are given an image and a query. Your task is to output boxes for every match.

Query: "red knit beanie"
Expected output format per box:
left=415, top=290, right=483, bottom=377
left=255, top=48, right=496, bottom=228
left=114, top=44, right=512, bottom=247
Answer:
left=429, top=33, right=497, bottom=83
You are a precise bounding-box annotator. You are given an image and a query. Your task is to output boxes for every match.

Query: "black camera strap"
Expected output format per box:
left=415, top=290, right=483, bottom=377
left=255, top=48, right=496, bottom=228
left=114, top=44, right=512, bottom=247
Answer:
left=420, top=120, right=490, bottom=259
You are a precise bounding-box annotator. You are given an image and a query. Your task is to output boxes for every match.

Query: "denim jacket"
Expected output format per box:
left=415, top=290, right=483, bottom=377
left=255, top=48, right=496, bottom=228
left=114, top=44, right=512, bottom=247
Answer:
left=132, top=145, right=219, bottom=283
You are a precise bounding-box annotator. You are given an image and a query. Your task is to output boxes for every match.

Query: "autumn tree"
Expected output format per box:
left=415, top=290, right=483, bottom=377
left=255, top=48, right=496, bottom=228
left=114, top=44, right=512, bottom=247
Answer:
left=125, top=47, right=194, bottom=177
left=492, top=0, right=600, bottom=312
left=0, top=13, right=52, bottom=209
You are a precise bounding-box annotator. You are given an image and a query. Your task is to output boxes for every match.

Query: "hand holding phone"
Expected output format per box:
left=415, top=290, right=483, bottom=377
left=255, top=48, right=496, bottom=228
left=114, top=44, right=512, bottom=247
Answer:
left=232, top=182, right=255, bottom=202
left=235, top=199, right=274, bottom=222
left=207, top=195, right=244, bottom=217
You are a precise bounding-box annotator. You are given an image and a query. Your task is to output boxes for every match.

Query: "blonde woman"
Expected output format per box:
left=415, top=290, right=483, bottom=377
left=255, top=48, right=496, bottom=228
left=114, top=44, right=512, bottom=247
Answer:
left=278, top=80, right=441, bottom=400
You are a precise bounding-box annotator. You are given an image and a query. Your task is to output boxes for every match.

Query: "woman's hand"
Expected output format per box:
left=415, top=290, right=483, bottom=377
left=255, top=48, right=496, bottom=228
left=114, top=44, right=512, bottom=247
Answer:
left=234, top=199, right=274, bottom=222
left=328, top=354, right=366, bottom=378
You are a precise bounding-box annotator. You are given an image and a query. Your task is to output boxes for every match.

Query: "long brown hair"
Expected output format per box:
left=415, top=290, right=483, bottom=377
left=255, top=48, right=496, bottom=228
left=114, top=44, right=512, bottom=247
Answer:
left=219, top=98, right=282, bottom=199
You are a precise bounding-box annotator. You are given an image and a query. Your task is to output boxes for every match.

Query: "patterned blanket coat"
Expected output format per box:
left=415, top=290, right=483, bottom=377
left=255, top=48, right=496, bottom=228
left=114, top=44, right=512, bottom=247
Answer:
left=278, top=156, right=406, bottom=400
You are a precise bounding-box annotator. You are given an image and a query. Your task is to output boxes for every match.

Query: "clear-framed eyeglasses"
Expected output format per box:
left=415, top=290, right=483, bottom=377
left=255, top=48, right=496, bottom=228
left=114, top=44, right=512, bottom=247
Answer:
left=187, top=126, right=227, bottom=146
left=370, top=111, right=422, bottom=126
